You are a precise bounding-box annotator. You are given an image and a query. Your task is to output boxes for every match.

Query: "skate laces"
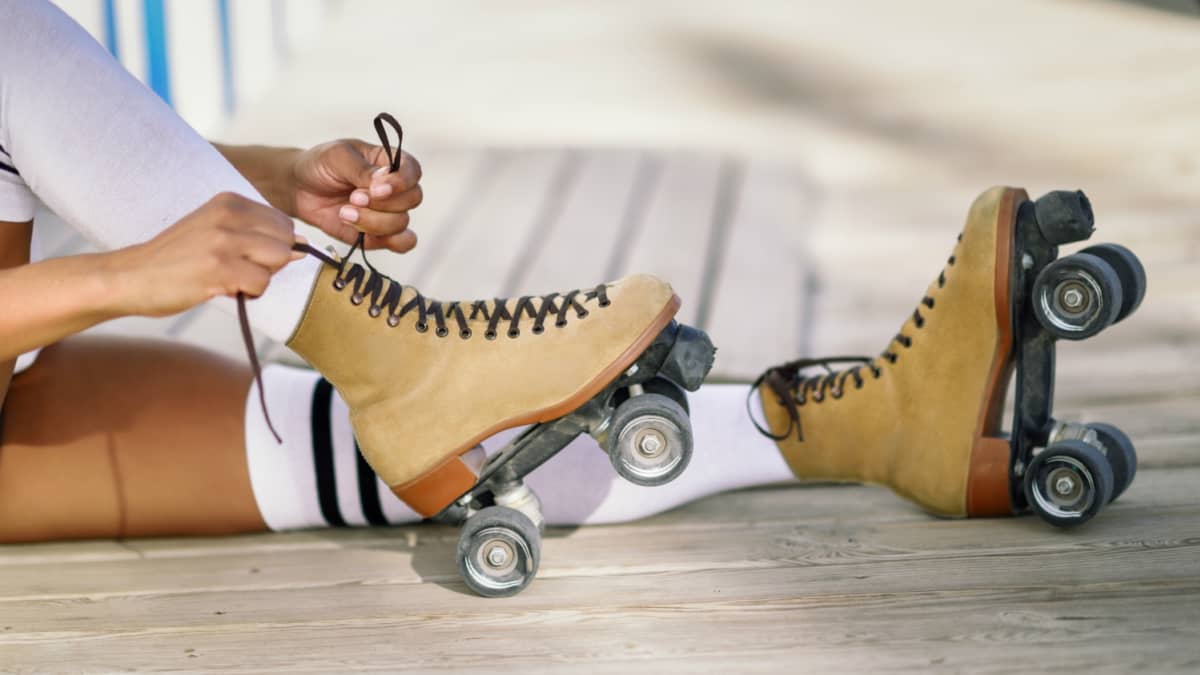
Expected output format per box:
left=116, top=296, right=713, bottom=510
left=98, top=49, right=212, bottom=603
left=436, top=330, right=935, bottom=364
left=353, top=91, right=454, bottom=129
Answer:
left=748, top=239, right=960, bottom=442
left=321, top=245, right=611, bottom=340
left=236, top=112, right=407, bottom=443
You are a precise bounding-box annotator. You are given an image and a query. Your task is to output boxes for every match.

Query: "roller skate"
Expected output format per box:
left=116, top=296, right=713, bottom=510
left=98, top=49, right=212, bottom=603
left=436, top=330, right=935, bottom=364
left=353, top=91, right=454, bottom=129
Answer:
left=752, top=187, right=1145, bottom=528
left=285, top=246, right=715, bottom=596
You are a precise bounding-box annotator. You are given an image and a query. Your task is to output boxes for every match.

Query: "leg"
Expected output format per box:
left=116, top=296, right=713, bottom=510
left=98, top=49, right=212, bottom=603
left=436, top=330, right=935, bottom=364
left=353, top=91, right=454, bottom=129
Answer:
left=0, top=336, right=265, bottom=542
left=0, top=1, right=318, bottom=342
left=246, top=365, right=792, bottom=530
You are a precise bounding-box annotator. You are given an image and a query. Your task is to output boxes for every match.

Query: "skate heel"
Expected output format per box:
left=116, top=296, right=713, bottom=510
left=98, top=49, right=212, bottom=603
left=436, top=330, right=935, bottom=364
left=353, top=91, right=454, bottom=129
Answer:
left=659, top=323, right=717, bottom=392
left=1033, top=190, right=1095, bottom=245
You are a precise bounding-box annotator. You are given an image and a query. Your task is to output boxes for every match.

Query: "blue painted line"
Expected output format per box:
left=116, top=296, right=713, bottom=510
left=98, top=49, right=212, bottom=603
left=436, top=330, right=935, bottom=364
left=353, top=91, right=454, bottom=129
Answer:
left=217, top=0, right=235, bottom=115
left=102, top=0, right=120, bottom=59
left=142, top=0, right=172, bottom=107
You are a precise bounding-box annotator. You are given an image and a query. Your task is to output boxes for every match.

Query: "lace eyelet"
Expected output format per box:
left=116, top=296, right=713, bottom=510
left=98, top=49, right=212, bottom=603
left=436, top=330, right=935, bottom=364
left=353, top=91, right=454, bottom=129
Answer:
left=831, top=387, right=843, bottom=399
left=387, top=315, right=400, bottom=327
left=532, top=325, right=545, bottom=335
left=507, top=328, right=520, bottom=339
left=577, top=309, right=589, bottom=319
left=485, top=329, right=498, bottom=341
left=460, top=329, right=472, bottom=339
left=332, top=278, right=347, bottom=291
left=350, top=293, right=364, bottom=305
left=599, top=299, right=611, bottom=307
left=368, top=306, right=382, bottom=318
left=555, top=320, right=567, bottom=328
left=436, top=326, right=449, bottom=337
left=855, top=381, right=864, bottom=390
left=415, top=322, right=429, bottom=333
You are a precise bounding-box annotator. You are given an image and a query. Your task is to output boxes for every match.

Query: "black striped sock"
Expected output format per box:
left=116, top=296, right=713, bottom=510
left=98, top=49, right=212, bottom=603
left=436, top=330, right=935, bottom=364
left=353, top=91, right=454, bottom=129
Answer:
left=309, top=377, right=391, bottom=528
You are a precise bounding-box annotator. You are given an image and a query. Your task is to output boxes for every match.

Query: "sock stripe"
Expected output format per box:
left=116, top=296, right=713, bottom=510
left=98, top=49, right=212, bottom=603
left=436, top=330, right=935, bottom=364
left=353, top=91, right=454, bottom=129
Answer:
left=311, top=378, right=347, bottom=527
left=355, top=443, right=390, bottom=526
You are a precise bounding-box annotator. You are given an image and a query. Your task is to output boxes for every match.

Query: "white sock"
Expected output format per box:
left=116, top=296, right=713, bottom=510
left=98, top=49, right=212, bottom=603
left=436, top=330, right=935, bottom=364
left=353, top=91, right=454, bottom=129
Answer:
left=244, top=364, right=793, bottom=529
left=0, top=1, right=318, bottom=344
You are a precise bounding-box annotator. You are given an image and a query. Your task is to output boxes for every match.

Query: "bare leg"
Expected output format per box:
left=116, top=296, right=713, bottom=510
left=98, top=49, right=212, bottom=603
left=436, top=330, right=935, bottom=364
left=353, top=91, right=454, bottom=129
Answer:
left=0, top=336, right=266, bottom=542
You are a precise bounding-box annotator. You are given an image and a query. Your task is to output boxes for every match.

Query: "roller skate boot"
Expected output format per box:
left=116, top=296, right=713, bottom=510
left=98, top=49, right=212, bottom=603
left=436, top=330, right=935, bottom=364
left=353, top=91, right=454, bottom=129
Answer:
left=284, top=245, right=715, bottom=595
left=752, top=187, right=1145, bottom=527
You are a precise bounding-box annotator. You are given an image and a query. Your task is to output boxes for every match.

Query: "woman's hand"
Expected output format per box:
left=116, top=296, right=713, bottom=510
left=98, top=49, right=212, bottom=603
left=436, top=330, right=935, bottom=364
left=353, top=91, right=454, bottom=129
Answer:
left=111, top=192, right=304, bottom=318
left=289, top=139, right=422, bottom=252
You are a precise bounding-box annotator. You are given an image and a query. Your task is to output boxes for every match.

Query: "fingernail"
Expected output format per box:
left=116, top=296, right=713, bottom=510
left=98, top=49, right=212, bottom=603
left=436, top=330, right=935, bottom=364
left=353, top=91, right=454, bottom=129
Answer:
left=370, top=183, right=393, bottom=198
left=339, top=205, right=359, bottom=223
left=373, top=166, right=390, bottom=178
left=350, top=190, right=370, bottom=207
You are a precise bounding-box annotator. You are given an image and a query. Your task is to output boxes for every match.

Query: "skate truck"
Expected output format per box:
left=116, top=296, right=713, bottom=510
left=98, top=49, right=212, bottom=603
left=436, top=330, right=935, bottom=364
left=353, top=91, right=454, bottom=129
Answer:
left=1008, top=190, right=1146, bottom=527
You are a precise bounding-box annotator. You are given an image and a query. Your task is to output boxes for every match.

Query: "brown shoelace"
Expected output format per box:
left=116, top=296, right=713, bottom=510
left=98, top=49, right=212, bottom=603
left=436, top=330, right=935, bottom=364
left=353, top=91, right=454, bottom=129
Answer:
left=748, top=244, right=959, bottom=442
left=236, top=112, right=405, bottom=443
left=239, top=113, right=610, bottom=443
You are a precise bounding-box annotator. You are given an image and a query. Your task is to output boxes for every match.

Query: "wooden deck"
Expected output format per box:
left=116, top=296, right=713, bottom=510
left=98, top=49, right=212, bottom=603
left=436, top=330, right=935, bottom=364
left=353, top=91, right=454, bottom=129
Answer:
left=2, top=144, right=1198, bottom=672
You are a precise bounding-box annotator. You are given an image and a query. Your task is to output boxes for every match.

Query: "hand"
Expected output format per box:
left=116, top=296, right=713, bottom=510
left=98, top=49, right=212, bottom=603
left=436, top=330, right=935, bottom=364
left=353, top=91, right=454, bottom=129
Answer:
left=290, top=139, right=422, bottom=252
left=112, top=193, right=304, bottom=317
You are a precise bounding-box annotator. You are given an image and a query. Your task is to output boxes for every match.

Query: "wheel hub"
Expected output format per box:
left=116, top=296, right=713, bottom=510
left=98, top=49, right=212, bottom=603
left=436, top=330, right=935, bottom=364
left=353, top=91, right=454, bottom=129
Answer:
left=635, top=429, right=666, bottom=458
left=477, top=536, right=518, bottom=576
left=1054, top=475, right=1077, bottom=497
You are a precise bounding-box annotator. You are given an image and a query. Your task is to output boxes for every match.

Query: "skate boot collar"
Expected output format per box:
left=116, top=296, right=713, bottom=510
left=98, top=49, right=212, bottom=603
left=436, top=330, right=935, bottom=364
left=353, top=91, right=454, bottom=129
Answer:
left=750, top=242, right=962, bottom=444
left=235, top=112, right=407, bottom=443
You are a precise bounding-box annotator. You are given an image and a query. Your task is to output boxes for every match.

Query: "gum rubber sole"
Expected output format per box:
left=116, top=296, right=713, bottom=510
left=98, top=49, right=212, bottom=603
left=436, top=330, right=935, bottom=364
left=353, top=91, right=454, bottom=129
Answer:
left=967, top=188, right=1025, bottom=517
left=393, top=294, right=684, bottom=517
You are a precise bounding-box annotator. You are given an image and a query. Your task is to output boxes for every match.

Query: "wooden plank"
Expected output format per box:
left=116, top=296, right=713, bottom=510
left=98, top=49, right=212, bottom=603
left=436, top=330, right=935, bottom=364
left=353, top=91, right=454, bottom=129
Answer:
left=418, top=149, right=568, bottom=300
left=510, top=149, right=644, bottom=292
left=4, top=586, right=1198, bottom=673
left=704, top=160, right=816, bottom=380
left=2, top=467, right=1195, bottom=599
left=2, top=517, right=1197, bottom=671
left=614, top=152, right=728, bottom=327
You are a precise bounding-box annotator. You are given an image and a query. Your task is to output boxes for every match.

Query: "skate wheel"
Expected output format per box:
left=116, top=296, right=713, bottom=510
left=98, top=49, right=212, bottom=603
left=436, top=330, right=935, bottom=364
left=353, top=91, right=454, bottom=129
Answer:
left=606, top=392, right=693, bottom=487
left=1032, top=252, right=1123, bottom=340
left=615, top=376, right=690, bottom=414
left=1023, top=439, right=1114, bottom=528
left=1086, top=422, right=1137, bottom=502
left=456, top=505, right=541, bottom=598
left=1079, top=243, right=1146, bottom=324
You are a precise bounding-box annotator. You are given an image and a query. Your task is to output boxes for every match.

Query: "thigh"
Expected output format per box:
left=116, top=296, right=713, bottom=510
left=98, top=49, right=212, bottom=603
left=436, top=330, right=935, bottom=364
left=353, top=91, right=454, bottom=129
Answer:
left=0, top=335, right=267, bottom=542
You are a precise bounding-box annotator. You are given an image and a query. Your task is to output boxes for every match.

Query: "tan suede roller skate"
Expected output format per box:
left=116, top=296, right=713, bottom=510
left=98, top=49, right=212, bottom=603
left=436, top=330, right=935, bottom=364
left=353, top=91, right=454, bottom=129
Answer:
left=232, top=114, right=717, bottom=596
left=284, top=246, right=714, bottom=596
left=752, top=187, right=1145, bottom=527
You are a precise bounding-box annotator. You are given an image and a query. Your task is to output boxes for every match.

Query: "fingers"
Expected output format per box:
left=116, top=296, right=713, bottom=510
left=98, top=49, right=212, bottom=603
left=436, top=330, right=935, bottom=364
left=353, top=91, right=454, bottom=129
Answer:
left=235, top=229, right=299, bottom=272
left=222, top=257, right=273, bottom=299
left=326, top=220, right=417, bottom=253
left=328, top=141, right=381, bottom=189
left=337, top=205, right=410, bottom=238
left=365, top=229, right=418, bottom=253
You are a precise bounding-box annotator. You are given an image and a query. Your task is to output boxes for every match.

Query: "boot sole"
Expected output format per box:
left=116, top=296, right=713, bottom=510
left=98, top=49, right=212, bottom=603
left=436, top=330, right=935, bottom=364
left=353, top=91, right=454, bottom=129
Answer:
left=392, top=293, right=684, bottom=517
left=966, top=188, right=1024, bottom=517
